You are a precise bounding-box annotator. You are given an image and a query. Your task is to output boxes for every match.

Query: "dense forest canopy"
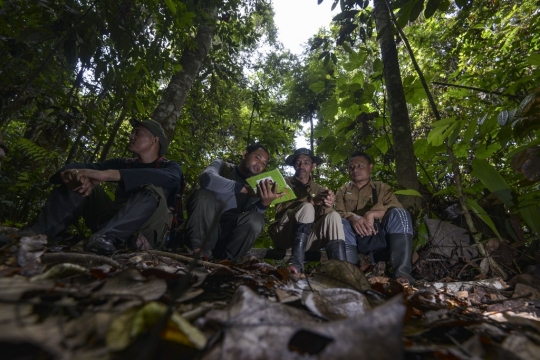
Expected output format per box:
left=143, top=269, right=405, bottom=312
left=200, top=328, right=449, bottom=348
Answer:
left=1, top=0, right=539, bottom=276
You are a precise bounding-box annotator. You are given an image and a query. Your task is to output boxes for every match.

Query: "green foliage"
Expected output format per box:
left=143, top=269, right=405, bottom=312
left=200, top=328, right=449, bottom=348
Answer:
left=311, top=0, right=540, bottom=245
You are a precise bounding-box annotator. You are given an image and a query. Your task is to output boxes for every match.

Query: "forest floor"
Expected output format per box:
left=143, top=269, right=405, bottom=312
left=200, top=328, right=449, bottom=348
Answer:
left=1, top=227, right=540, bottom=360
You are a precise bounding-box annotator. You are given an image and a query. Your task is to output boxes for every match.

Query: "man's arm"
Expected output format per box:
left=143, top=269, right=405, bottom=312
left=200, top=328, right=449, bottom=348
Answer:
left=199, top=160, right=244, bottom=194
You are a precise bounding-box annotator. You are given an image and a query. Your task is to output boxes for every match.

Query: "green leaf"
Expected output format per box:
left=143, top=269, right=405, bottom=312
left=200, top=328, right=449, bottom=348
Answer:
left=396, top=0, right=416, bottom=29
left=332, top=10, right=359, bottom=22
left=462, top=117, right=477, bottom=143
left=471, top=159, right=514, bottom=207
left=309, top=81, right=326, bottom=94
left=474, top=142, right=501, bottom=160
left=427, top=120, right=459, bottom=146
left=135, top=98, right=145, bottom=115
left=320, top=98, right=339, bottom=119
left=342, top=42, right=354, bottom=54
left=373, top=58, right=383, bottom=73
left=526, top=53, right=540, bottom=66
left=424, top=0, right=439, bottom=19
left=413, top=138, right=429, bottom=158
left=371, top=135, right=390, bottom=155
left=409, top=0, right=425, bottom=22
left=447, top=120, right=464, bottom=146
left=466, top=198, right=501, bottom=239
left=164, top=0, right=176, bottom=15
left=395, top=189, right=423, bottom=197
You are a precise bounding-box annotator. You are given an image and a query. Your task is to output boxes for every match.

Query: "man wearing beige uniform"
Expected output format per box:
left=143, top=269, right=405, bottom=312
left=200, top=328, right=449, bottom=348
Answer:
left=269, top=148, right=346, bottom=274
left=335, top=152, right=414, bottom=282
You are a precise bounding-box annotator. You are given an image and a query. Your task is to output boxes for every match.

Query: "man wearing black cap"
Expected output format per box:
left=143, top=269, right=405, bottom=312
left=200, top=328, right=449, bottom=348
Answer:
left=269, top=148, right=347, bottom=274
left=27, top=119, right=182, bottom=255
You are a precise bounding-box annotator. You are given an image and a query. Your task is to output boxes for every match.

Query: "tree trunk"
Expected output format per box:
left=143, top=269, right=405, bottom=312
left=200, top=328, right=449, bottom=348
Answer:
left=373, top=0, right=421, bottom=215
left=100, top=104, right=127, bottom=161
left=152, top=7, right=217, bottom=140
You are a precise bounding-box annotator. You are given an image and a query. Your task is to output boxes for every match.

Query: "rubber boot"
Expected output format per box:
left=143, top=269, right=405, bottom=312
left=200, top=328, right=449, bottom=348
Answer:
left=288, top=223, right=312, bottom=274
left=388, top=233, right=415, bottom=283
left=345, top=244, right=359, bottom=265
left=326, top=240, right=347, bottom=261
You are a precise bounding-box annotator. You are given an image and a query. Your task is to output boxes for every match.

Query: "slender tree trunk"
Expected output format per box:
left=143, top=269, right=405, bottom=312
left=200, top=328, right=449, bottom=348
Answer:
left=100, top=104, right=127, bottom=161
left=152, top=7, right=217, bottom=140
left=373, top=0, right=421, bottom=215
left=310, top=115, right=314, bottom=152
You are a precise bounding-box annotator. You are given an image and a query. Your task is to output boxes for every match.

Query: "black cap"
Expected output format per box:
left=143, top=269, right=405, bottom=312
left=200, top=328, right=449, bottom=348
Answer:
left=285, top=148, right=323, bottom=166
left=130, top=119, right=168, bottom=156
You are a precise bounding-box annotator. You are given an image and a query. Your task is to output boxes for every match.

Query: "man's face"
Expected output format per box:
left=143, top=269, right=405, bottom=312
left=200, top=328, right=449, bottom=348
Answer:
left=128, top=125, right=158, bottom=155
left=293, top=154, right=316, bottom=178
left=241, top=148, right=269, bottom=176
left=348, top=156, right=373, bottom=184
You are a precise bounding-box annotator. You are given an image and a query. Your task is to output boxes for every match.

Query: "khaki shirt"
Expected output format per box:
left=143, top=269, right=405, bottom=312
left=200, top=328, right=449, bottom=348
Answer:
left=274, top=176, right=329, bottom=221
left=335, top=179, right=402, bottom=219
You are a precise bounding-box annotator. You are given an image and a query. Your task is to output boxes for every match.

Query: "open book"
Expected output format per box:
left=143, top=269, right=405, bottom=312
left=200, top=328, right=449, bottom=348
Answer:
left=246, top=169, right=297, bottom=205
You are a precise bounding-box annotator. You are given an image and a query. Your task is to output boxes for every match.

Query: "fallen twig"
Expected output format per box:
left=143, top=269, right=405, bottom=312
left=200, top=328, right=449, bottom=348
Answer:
left=147, top=250, right=236, bottom=272
left=42, top=252, right=121, bottom=268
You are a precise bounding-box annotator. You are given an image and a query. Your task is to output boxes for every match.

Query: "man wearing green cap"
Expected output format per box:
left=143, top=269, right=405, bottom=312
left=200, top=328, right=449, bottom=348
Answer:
left=269, top=148, right=347, bottom=274
left=27, top=119, right=182, bottom=255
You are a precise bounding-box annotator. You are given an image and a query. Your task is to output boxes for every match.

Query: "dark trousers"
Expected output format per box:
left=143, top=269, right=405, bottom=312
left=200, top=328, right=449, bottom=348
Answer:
left=185, top=189, right=264, bottom=260
left=342, top=207, right=413, bottom=248
left=30, top=184, right=170, bottom=247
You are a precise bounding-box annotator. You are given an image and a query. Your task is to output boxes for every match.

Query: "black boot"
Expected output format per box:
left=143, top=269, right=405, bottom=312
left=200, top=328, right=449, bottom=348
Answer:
left=288, top=223, right=312, bottom=274
left=345, top=244, right=359, bottom=265
left=326, top=240, right=347, bottom=261
left=388, top=233, right=414, bottom=283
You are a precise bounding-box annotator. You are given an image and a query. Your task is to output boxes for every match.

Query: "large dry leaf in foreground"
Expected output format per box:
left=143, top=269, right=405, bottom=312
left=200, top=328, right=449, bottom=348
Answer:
left=203, top=285, right=405, bottom=360
left=310, top=259, right=371, bottom=292
left=303, top=288, right=371, bottom=320
left=95, top=268, right=167, bottom=301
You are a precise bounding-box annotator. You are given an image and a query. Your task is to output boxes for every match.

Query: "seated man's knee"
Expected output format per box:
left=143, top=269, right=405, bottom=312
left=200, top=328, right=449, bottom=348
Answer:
left=191, top=188, right=217, bottom=202
left=244, top=212, right=265, bottom=233
left=384, top=207, right=413, bottom=234
left=294, top=202, right=316, bottom=221
left=326, top=210, right=341, bottom=224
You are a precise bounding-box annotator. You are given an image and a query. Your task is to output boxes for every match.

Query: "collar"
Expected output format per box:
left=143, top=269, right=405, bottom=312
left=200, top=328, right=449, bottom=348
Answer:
left=348, top=178, right=375, bottom=191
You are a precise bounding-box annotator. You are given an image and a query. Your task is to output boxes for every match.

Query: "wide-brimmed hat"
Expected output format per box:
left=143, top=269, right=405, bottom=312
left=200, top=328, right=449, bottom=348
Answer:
left=285, top=148, right=323, bottom=166
left=130, top=119, right=168, bottom=156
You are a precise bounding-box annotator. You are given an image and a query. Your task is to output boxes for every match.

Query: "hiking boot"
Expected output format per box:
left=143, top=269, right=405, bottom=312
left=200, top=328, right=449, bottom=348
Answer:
left=84, top=233, right=118, bottom=256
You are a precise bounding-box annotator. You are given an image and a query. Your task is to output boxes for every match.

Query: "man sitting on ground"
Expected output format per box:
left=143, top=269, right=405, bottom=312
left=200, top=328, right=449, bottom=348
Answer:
left=28, top=119, right=182, bottom=255
left=184, top=144, right=279, bottom=261
left=269, top=148, right=346, bottom=274
left=335, top=151, right=414, bottom=282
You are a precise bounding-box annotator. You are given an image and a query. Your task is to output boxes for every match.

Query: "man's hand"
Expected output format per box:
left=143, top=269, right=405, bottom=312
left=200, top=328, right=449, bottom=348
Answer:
left=311, top=188, right=336, bottom=208
left=60, top=169, right=121, bottom=197
left=348, top=214, right=376, bottom=237
left=60, top=169, right=84, bottom=191
left=257, top=179, right=283, bottom=207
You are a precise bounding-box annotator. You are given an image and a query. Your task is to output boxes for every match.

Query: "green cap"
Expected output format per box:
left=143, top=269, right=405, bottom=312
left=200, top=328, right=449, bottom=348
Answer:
left=130, top=119, right=168, bottom=156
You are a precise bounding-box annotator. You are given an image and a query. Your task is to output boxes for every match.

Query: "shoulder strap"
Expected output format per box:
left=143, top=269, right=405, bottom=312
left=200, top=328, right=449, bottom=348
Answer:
left=372, top=185, right=378, bottom=204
